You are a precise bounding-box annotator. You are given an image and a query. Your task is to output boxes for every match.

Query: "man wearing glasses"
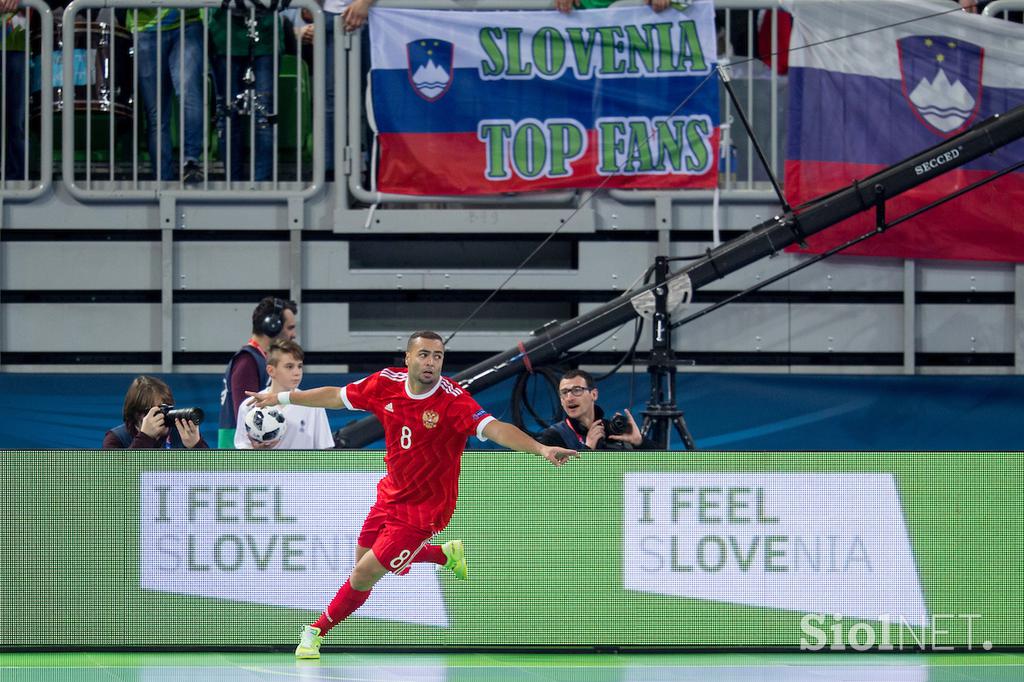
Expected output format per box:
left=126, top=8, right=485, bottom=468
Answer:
left=537, top=369, right=659, bottom=451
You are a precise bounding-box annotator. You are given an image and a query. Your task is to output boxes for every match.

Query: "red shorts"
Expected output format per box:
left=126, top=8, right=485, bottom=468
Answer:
left=357, top=504, right=434, bottom=576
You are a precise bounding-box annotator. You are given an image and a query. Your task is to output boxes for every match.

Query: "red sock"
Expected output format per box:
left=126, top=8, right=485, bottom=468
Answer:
left=415, top=544, right=447, bottom=566
left=312, top=579, right=372, bottom=635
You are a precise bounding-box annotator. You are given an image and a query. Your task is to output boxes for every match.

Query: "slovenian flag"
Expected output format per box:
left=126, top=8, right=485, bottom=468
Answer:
left=368, top=4, right=720, bottom=196
left=784, top=0, right=1024, bottom=262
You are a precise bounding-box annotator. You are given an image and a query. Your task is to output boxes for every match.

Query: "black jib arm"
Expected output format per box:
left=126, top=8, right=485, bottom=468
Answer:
left=334, top=104, right=1024, bottom=448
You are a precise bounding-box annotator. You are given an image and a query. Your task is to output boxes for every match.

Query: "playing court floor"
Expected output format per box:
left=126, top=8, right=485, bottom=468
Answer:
left=2, top=652, right=1023, bottom=681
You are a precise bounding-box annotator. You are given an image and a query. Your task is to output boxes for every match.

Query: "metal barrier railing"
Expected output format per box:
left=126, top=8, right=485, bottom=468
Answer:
left=342, top=0, right=791, bottom=207
left=3, top=0, right=1018, bottom=205
left=0, top=0, right=52, bottom=201
left=59, top=0, right=324, bottom=201
left=611, top=0, right=788, bottom=206
left=983, top=0, right=1024, bottom=16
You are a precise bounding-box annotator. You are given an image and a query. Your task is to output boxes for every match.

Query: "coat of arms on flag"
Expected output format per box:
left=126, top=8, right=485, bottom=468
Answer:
left=406, top=39, right=454, bottom=102
left=897, top=35, right=984, bottom=136
left=783, top=0, right=1024, bottom=262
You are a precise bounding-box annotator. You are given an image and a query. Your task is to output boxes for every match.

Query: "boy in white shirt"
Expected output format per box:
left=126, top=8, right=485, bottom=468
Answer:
left=235, top=339, right=334, bottom=449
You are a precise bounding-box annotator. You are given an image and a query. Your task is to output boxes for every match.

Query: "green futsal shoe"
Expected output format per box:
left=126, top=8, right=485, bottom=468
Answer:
left=442, top=539, right=468, bottom=580
left=295, top=624, right=324, bottom=659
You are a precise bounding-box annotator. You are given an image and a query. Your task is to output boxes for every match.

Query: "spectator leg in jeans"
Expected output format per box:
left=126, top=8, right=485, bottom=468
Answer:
left=168, top=22, right=206, bottom=181
left=137, top=24, right=205, bottom=181
left=213, top=54, right=239, bottom=181
left=214, top=53, right=274, bottom=182
left=137, top=30, right=177, bottom=180
left=3, top=51, right=27, bottom=181
left=250, top=54, right=274, bottom=182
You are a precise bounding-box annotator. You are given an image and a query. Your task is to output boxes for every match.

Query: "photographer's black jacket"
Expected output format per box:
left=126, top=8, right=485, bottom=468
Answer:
left=102, top=423, right=210, bottom=450
left=536, top=404, right=660, bottom=451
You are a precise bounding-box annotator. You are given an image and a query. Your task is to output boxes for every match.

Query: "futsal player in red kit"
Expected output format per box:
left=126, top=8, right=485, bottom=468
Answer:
left=246, top=331, right=578, bottom=658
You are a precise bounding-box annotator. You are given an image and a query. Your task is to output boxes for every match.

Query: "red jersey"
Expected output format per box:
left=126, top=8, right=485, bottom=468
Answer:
left=340, top=368, right=495, bottom=532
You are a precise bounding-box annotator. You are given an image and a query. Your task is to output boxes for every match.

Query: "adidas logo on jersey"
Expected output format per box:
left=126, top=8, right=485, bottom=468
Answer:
left=385, top=402, right=394, bottom=412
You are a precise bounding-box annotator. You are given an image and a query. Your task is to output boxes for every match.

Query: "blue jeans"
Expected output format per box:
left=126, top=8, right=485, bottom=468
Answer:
left=3, top=51, right=27, bottom=181
left=136, top=23, right=205, bottom=180
left=213, top=54, right=274, bottom=182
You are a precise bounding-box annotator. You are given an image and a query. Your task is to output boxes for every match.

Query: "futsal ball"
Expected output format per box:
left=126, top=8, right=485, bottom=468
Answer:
left=244, top=406, right=288, bottom=444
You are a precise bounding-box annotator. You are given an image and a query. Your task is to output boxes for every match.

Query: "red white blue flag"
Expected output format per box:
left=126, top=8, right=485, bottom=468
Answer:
left=784, top=0, right=1024, bottom=262
left=369, top=3, right=720, bottom=195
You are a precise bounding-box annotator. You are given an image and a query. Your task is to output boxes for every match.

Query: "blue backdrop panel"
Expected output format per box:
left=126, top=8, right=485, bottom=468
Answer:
left=0, top=372, right=1020, bottom=450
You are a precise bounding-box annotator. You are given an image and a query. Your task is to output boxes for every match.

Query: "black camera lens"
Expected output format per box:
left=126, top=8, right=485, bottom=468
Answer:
left=606, top=413, right=632, bottom=436
left=160, top=404, right=205, bottom=425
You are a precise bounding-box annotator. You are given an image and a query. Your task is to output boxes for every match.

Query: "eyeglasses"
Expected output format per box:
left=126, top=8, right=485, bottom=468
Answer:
left=558, top=386, right=593, bottom=398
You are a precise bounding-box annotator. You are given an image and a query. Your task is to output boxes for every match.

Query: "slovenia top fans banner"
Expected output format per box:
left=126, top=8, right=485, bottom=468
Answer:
left=783, top=0, right=1024, bottom=262
left=368, top=3, right=719, bottom=195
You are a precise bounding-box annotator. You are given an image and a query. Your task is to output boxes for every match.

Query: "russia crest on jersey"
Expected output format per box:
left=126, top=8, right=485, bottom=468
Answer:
left=897, top=35, right=983, bottom=136
left=407, top=39, right=454, bottom=102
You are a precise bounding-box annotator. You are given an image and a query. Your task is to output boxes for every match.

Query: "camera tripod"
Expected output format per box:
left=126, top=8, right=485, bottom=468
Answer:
left=639, top=256, right=697, bottom=450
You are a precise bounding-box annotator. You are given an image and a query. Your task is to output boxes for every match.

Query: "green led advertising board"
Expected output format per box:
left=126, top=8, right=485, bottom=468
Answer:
left=1, top=450, right=1020, bottom=650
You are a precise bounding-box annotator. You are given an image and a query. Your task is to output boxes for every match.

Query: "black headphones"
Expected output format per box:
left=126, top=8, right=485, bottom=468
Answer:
left=256, top=298, right=286, bottom=338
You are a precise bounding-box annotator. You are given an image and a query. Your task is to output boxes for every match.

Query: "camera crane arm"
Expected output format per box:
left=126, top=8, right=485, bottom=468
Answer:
left=334, top=104, right=1024, bottom=448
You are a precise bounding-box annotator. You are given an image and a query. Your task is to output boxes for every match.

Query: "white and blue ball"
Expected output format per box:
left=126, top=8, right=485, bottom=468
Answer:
left=244, top=406, right=288, bottom=444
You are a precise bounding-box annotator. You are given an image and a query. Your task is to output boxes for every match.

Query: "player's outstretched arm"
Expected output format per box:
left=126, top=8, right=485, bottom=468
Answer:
left=245, top=386, right=346, bottom=410
left=482, top=420, right=578, bottom=466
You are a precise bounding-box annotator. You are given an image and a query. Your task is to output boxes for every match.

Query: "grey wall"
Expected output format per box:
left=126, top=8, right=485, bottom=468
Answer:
left=2, top=185, right=1020, bottom=375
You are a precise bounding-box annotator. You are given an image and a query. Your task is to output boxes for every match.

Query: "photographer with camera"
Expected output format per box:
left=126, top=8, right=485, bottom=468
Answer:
left=103, top=376, right=209, bottom=449
left=536, top=369, right=659, bottom=451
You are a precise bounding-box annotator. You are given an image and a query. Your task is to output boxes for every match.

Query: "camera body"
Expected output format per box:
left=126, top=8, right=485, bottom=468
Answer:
left=605, top=412, right=632, bottom=436
left=160, top=404, right=205, bottom=425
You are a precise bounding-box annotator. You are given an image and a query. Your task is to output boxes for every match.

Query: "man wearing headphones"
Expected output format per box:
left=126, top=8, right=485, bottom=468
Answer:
left=218, top=296, right=299, bottom=448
